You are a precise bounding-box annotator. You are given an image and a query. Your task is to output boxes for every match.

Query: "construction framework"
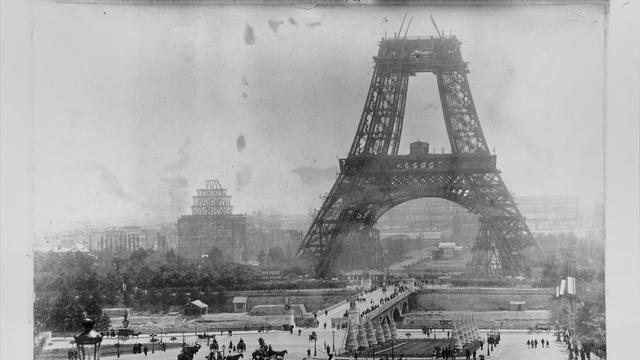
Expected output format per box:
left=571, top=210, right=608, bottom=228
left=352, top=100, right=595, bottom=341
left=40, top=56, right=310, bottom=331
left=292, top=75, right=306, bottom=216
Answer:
left=297, top=31, right=537, bottom=277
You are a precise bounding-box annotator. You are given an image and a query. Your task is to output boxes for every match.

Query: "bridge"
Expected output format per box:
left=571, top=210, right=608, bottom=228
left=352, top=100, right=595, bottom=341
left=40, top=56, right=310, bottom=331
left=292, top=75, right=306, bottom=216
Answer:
left=327, top=284, right=415, bottom=352
left=314, top=284, right=414, bottom=332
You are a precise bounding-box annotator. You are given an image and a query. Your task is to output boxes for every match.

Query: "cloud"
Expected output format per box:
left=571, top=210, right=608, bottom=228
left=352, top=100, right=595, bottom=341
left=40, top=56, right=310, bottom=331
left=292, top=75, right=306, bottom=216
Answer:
left=244, top=24, right=255, bottom=45
left=161, top=138, right=191, bottom=215
left=161, top=176, right=189, bottom=215
left=235, top=163, right=252, bottom=190
left=288, top=17, right=298, bottom=26
left=163, top=138, right=191, bottom=172
left=236, top=135, right=246, bottom=152
left=82, top=162, right=133, bottom=201
left=292, top=166, right=338, bottom=185
left=268, top=19, right=284, bottom=34
left=306, top=22, right=322, bottom=29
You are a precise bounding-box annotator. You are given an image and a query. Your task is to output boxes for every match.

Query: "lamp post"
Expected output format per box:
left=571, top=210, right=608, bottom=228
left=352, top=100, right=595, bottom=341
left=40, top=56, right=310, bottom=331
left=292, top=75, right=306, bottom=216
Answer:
left=332, top=330, right=336, bottom=353
left=314, top=335, right=317, bottom=356
left=74, top=315, right=103, bottom=360
left=391, top=337, right=395, bottom=360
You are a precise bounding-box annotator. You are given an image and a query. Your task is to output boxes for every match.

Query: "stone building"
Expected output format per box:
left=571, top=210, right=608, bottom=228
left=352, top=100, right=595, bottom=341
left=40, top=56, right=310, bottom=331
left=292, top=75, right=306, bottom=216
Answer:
left=98, top=226, right=148, bottom=257
left=177, top=179, right=247, bottom=261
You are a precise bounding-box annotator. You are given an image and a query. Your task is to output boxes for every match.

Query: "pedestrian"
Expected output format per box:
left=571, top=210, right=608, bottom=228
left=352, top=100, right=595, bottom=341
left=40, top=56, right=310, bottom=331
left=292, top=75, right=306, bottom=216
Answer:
left=431, top=349, right=437, bottom=360
left=465, top=348, right=470, bottom=360
left=324, top=322, right=327, bottom=329
left=143, top=345, right=148, bottom=356
left=527, top=340, right=530, bottom=349
left=325, top=310, right=328, bottom=316
left=308, top=349, right=312, bottom=356
left=299, top=329, right=302, bottom=336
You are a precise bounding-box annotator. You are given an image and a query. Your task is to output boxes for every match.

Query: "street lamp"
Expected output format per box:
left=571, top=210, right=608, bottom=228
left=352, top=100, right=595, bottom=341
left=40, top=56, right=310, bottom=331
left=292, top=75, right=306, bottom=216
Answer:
left=332, top=330, right=336, bottom=353
left=74, top=316, right=103, bottom=360
left=391, top=337, right=394, bottom=360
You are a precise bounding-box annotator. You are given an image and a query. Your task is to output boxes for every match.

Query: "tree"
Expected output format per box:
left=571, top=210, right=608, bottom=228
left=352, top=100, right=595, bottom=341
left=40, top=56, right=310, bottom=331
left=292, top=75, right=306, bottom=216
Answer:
left=85, top=298, right=111, bottom=331
left=208, top=247, right=224, bottom=264
left=129, top=248, right=150, bottom=263
left=268, top=246, right=285, bottom=264
left=257, top=249, right=266, bottom=264
left=166, top=249, right=178, bottom=264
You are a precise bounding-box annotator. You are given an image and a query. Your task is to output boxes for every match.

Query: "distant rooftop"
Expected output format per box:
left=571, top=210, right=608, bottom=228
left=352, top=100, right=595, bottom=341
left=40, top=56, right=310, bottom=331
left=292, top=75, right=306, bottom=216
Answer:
left=186, top=300, right=208, bottom=308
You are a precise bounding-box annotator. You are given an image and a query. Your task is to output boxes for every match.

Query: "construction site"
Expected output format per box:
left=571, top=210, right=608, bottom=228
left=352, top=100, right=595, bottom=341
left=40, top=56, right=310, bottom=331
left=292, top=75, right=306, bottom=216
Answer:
left=177, top=179, right=247, bottom=262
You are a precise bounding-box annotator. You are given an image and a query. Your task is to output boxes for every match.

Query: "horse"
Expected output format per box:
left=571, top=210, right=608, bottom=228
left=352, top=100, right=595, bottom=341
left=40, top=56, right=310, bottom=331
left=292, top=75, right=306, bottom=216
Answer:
left=227, top=354, right=244, bottom=360
left=268, top=350, right=287, bottom=358
left=237, top=340, right=246, bottom=353
left=251, top=350, right=265, bottom=360
left=177, top=343, right=201, bottom=360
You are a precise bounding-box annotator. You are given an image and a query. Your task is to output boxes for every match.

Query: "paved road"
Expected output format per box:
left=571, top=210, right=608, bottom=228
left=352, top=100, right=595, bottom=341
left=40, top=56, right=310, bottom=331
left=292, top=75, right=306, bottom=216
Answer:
left=97, top=329, right=595, bottom=360
left=481, top=332, right=590, bottom=360
left=98, top=328, right=348, bottom=360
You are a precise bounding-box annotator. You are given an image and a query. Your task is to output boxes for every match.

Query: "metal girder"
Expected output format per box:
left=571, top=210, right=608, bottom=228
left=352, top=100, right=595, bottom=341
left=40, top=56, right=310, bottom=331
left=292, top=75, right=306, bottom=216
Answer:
left=297, top=34, right=537, bottom=277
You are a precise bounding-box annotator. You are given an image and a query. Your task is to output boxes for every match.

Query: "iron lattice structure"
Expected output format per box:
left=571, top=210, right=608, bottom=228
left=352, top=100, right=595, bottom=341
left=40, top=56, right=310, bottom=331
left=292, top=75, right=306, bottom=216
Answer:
left=297, top=35, right=537, bottom=277
left=191, top=179, right=233, bottom=216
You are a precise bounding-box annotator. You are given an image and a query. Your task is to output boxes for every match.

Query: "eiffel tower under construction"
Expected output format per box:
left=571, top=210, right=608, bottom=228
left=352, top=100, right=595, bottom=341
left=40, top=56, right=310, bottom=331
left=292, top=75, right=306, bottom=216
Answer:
left=297, top=21, right=538, bottom=278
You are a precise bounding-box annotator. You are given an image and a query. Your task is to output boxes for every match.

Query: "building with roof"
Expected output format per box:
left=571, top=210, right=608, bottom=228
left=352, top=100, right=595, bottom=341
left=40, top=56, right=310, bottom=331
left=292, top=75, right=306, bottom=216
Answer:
left=177, top=179, right=247, bottom=261
left=98, top=226, right=148, bottom=257
left=184, top=300, right=209, bottom=316
left=344, top=269, right=385, bottom=285
left=232, top=296, right=248, bottom=313
left=431, top=242, right=464, bottom=260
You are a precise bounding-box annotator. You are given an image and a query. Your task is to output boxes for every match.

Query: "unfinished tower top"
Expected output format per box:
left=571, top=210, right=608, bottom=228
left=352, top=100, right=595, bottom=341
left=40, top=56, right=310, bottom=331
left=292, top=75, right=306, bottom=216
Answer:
left=190, top=179, right=233, bottom=216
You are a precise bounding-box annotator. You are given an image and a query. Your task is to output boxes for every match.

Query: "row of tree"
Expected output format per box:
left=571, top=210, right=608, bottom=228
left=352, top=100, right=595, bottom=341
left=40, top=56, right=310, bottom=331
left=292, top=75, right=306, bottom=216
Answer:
left=542, top=233, right=605, bottom=353
left=34, top=249, right=265, bottom=332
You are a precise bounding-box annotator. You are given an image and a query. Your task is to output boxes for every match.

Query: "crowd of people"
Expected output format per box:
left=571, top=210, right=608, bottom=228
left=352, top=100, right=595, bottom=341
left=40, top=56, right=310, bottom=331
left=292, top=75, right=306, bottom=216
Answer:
left=560, top=331, right=593, bottom=360
left=357, top=284, right=409, bottom=318
left=204, top=337, right=247, bottom=360
left=526, top=338, right=549, bottom=349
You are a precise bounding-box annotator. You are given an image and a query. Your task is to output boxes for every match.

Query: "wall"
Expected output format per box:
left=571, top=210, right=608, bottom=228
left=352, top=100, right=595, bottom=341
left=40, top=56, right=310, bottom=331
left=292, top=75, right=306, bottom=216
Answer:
left=223, top=289, right=355, bottom=314
left=413, top=287, right=553, bottom=312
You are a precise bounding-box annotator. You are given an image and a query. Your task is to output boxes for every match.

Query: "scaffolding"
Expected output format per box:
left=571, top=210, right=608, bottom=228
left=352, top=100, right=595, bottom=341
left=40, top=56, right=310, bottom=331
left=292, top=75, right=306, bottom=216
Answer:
left=190, top=179, right=233, bottom=216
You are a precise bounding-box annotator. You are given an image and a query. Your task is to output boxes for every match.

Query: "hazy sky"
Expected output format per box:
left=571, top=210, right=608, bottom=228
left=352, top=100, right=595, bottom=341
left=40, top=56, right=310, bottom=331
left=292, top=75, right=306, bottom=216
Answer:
left=32, top=2, right=605, bottom=232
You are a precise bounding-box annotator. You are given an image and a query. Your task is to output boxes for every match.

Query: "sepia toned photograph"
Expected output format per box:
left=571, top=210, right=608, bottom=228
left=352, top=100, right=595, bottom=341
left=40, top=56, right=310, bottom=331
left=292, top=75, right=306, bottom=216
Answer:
left=26, top=1, right=610, bottom=360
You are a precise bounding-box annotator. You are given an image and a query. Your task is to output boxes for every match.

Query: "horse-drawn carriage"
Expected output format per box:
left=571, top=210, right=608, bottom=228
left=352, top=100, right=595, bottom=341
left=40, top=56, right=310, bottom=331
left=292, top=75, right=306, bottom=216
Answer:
left=177, top=342, right=201, bottom=360
left=251, top=338, right=288, bottom=360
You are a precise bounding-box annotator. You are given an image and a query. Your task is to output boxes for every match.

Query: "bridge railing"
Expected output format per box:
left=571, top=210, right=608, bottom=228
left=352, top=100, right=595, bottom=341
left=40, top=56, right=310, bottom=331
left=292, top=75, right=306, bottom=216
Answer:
left=361, top=289, right=413, bottom=323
